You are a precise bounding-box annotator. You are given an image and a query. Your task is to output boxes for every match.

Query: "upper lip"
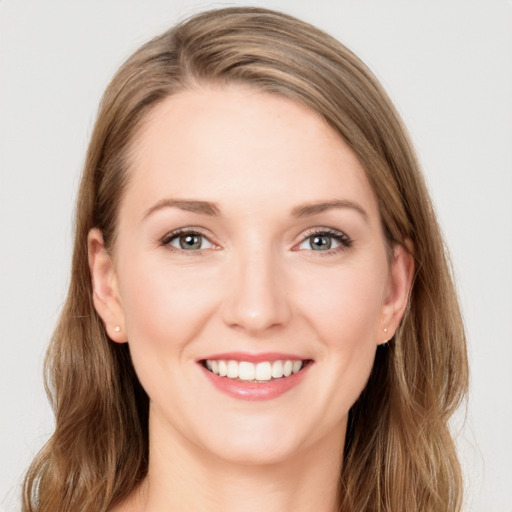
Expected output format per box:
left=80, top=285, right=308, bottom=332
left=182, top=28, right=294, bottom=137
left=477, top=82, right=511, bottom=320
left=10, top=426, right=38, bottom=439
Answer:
left=198, top=352, right=310, bottom=363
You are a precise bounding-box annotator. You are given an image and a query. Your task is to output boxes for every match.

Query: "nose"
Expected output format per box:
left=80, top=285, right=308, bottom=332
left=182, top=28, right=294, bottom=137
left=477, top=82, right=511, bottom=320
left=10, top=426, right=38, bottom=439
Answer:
left=221, top=246, right=292, bottom=335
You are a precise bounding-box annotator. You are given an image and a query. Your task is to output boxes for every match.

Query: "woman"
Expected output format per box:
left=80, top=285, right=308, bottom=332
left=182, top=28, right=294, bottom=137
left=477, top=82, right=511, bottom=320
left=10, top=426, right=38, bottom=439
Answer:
left=22, top=7, right=468, bottom=512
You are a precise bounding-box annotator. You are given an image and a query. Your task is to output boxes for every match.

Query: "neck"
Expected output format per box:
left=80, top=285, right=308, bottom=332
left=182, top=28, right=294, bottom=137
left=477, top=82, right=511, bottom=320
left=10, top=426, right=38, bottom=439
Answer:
left=125, top=412, right=345, bottom=512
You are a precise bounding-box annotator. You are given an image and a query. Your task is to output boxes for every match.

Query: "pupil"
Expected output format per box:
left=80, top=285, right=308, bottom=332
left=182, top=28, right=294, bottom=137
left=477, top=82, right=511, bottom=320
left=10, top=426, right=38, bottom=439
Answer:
left=180, top=234, right=201, bottom=250
left=311, top=235, right=331, bottom=250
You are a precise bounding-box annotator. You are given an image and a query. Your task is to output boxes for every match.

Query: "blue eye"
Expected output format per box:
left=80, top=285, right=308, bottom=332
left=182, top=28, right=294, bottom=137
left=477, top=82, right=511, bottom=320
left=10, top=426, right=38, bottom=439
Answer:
left=298, top=230, right=352, bottom=252
left=163, top=231, right=215, bottom=251
left=307, top=234, right=336, bottom=251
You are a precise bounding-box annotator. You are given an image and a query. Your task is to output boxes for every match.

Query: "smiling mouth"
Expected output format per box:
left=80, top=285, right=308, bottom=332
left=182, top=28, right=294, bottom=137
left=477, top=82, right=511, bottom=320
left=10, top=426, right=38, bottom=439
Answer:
left=201, top=359, right=312, bottom=382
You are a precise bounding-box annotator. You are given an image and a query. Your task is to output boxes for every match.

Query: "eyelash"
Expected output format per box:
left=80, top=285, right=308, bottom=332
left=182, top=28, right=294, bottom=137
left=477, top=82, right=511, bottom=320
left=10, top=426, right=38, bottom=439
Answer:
left=160, top=228, right=215, bottom=254
left=299, top=228, right=353, bottom=256
left=160, top=227, right=353, bottom=255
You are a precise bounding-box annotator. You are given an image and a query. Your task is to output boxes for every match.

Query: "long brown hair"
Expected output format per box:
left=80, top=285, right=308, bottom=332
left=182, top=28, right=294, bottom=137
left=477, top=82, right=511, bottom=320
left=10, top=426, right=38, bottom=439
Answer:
left=22, top=7, right=468, bottom=512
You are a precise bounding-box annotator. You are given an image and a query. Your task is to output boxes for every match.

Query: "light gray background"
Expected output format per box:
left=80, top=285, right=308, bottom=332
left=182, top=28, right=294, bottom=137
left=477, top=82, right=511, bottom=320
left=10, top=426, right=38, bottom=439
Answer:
left=1, top=1, right=511, bottom=510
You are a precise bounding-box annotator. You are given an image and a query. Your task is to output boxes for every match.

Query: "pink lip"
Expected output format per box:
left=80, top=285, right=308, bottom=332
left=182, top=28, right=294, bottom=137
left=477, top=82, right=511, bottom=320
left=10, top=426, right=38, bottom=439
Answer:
left=199, top=357, right=312, bottom=402
left=199, top=351, right=306, bottom=363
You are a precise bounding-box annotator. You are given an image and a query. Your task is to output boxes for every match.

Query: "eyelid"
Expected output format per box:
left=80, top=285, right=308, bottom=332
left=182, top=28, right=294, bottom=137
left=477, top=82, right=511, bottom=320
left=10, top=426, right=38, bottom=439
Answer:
left=160, top=227, right=219, bottom=252
left=294, top=227, right=353, bottom=253
left=159, top=226, right=352, bottom=254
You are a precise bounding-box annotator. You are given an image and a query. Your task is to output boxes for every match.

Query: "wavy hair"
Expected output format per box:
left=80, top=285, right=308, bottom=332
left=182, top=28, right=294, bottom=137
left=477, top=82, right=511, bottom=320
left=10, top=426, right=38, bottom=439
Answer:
left=22, top=7, right=468, bottom=512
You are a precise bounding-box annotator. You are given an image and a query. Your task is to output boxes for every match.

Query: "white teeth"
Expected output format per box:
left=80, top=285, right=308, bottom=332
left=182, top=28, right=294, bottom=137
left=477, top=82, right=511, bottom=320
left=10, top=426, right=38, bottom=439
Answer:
left=238, top=361, right=255, bottom=381
left=292, top=360, right=302, bottom=374
left=218, top=360, right=227, bottom=377
left=227, top=360, right=238, bottom=378
left=255, top=362, right=272, bottom=381
left=204, top=359, right=305, bottom=381
left=271, top=360, right=283, bottom=378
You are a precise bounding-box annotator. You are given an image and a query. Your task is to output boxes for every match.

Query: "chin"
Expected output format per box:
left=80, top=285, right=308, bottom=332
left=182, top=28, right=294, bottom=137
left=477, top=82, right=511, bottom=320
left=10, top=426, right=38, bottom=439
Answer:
left=197, top=416, right=316, bottom=467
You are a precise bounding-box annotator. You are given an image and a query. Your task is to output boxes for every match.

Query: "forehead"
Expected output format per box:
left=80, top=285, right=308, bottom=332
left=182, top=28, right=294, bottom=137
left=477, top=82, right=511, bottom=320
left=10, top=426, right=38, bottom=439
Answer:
left=123, top=84, right=379, bottom=221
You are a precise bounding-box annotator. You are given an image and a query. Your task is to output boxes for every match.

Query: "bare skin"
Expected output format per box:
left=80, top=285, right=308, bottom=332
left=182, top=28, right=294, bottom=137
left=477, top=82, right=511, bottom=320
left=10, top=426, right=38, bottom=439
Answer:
left=90, top=84, right=414, bottom=512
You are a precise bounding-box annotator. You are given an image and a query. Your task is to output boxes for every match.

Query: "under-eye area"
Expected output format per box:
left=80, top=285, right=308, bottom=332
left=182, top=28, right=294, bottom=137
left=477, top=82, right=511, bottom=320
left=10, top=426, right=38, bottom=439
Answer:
left=201, top=359, right=313, bottom=382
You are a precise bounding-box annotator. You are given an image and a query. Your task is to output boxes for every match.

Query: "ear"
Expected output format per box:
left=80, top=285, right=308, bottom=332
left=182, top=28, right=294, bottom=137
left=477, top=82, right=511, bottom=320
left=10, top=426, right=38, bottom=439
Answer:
left=378, top=241, right=415, bottom=345
left=88, top=228, right=127, bottom=343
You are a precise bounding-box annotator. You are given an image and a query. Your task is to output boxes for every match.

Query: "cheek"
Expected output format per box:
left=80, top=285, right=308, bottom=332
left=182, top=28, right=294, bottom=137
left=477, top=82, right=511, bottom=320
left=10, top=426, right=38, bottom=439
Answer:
left=296, top=260, right=387, bottom=347
left=294, top=259, right=387, bottom=403
left=117, top=254, right=220, bottom=358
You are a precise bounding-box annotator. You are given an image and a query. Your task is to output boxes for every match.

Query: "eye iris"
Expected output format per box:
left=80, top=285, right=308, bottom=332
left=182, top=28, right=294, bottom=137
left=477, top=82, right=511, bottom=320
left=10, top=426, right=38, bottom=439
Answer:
left=179, top=234, right=202, bottom=250
left=311, top=235, right=331, bottom=250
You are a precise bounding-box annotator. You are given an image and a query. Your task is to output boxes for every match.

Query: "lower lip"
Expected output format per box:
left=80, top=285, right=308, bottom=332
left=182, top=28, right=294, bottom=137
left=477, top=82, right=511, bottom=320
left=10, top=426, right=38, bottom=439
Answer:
left=200, top=363, right=311, bottom=401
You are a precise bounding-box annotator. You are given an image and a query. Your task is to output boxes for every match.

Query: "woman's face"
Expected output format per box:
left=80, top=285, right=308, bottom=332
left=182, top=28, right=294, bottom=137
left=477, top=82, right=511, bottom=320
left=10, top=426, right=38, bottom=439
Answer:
left=90, top=84, right=412, bottom=466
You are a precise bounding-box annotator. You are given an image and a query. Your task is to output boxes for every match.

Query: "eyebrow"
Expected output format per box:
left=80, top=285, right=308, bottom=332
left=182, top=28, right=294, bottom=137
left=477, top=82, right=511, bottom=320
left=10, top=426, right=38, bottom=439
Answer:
left=143, top=199, right=221, bottom=219
left=143, top=197, right=368, bottom=222
left=291, top=199, right=369, bottom=222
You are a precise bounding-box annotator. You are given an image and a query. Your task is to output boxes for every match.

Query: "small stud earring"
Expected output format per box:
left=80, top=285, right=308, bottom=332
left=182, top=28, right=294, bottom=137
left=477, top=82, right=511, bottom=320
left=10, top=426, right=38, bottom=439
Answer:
left=384, top=328, right=388, bottom=333
left=114, top=326, right=120, bottom=333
